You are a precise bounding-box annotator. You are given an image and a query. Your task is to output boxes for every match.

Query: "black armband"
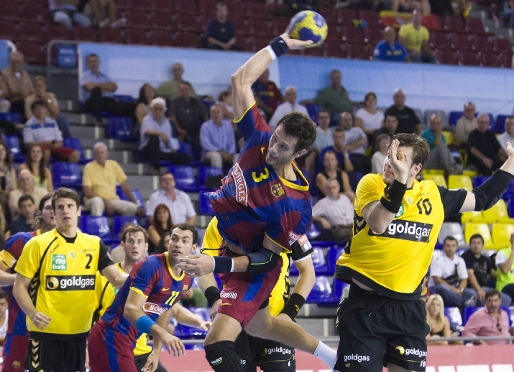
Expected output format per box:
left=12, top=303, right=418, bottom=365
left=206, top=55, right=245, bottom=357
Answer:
left=472, top=169, right=514, bottom=211
left=280, top=293, right=306, bottom=321
left=204, top=286, right=221, bottom=307
left=268, top=36, right=290, bottom=58
left=245, top=248, right=280, bottom=275
left=380, top=179, right=407, bottom=214
left=213, top=256, right=234, bottom=274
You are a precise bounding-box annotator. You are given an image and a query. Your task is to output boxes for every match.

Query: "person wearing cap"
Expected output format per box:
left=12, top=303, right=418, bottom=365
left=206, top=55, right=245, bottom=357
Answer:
left=139, top=97, right=191, bottom=175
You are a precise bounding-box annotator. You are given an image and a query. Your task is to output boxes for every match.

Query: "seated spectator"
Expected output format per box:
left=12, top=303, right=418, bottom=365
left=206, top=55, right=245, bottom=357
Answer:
left=168, top=82, right=208, bottom=159
left=455, top=101, right=477, bottom=149
left=399, top=10, right=436, bottom=63
left=199, top=104, right=236, bottom=170
left=86, top=0, right=126, bottom=28
left=139, top=98, right=191, bottom=175
left=373, top=27, right=411, bottom=62
left=180, top=288, right=208, bottom=308
left=205, top=2, right=240, bottom=51
left=82, top=142, right=144, bottom=217
left=251, top=68, right=283, bottom=120
left=430, top=236, right=477, bottom=312
left=372, top=113, right=398, bottom=148
left=134, top=83, right=156, bottom=130
left=156, top=231, right=171, bottom=255
left=468, top=113, right=507, bottom=175
left=0, top=52, right=34, bottom=119
left=339, top=112, right=370, bottom=173
left=497, top=116, right=514, bottom=151
left=425, top=294, right=452, bottom=345
left=495, top=233, right=514, bottom=305
left=384, top=89, right=421, bottom=135
left=80, top=53, right=136, bottom=123
left=312, top=178, right=354, bottom=242
left=462, top=289, right=514, bottom=345
left=8, top=169, right=47, bottom=217
left=0, top=141, right=17, bottom=220
left=147, top=203, right=172, bottom=255
left=268, top=86, right=309, bottom=129
left=0, top=78, right=11, bottom=113
left=319, top=127, right=354, bottom=173
left=501, top=0, right=514, bottom=28
left=371, top=133, right=391, bottom=174
left=49, top=0, right=90, bottom=30
left=354, top=92, right=385, bottom=144
left=314, top=69, right=352, bottom=122
left=315, top=150, right=354, bottom=201
left=156, top=63, right=197, bottom=101
left=217, top=90, right=234, bottom=120
left=304, top=108, right=332, bottom=177
left=18, top=144, right=54, bottom=192
left=23, top=100, right=80, bottom=164
left=8, top=195, right=36, bottom=236
left=421, top=113, right=462, bottom=175
left=25, top=75, right=71, bottom=138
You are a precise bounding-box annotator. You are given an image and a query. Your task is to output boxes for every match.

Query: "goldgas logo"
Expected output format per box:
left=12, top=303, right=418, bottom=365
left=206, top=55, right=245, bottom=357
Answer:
left=368, top=220, right=432, bottom=242
left=45, top=275, right=95, bottom=290
left=395, top=346, right=427, bottom=357
left=51, top=254, right=66, bottom=270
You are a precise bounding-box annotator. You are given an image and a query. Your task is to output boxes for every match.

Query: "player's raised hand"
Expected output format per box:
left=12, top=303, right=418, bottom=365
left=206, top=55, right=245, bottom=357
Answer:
left=280, top=32, right=313, bottom=50
left=388, top=139, right=409, bottom=183
left=177, top=254, right=214, bottom=277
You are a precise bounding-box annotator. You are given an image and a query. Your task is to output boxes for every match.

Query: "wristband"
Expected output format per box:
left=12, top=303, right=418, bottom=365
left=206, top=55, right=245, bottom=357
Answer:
left=136, top=315, right=156, bottom=335
left=204, top=286, right=221, bottom=307
left=268, top=36, right=289, bottom=59
left=280, top=293, right=306, bottom=321
left=380, top=179, right=407, bottom=214
left=213, top=256, right=234, bottom=273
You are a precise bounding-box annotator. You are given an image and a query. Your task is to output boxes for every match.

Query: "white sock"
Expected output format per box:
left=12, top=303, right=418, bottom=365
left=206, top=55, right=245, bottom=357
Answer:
left=313, top=341, right=337, bottom=368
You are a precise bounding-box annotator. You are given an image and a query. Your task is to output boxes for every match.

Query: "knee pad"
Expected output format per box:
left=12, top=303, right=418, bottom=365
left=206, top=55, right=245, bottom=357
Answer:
left=205, top=341, right=243, bottom=372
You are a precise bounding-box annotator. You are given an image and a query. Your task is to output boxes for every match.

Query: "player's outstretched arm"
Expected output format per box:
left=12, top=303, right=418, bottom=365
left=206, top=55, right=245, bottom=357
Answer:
left=102, top=264, right=128, bottom=289
left=13, top=273, right=51, bottom=330
left=0, top=261, right=15, bottom=286
left=173, top=303, right=211, bottom=330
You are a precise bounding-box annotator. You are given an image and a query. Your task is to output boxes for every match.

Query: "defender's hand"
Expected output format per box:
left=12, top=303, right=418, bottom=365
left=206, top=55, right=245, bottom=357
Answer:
left=177, top=254, right=214, bottom=277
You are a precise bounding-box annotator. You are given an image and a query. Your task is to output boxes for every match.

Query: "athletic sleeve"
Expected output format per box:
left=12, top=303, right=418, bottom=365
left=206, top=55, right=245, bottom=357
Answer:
left=290, top=240, right=314, bottom=262
left=354, top=174, right=385, bottom=217
left=129, top=257, right=161, bottom=297
left=235, top=104, right=271, bottom=140
left=97, top=240, right=114, bottom=272
left=437, top=186, right=468, bottom=219
left=1, top=232, right=33, bottom=269
left=14, top=238, right=41, bottom=279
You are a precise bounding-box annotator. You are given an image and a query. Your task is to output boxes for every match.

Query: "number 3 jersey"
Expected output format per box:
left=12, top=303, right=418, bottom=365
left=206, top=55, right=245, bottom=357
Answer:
left=335, top=173, right=467, bottom=299
left=99, top=253, right=192, bottom=343
left=207, top=104, right=312, bottom=254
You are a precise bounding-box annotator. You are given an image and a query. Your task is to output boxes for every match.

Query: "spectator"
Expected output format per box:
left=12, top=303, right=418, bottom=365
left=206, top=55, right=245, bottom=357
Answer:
left=82, top=142, right=144, bottom=217
left=200, top=104, right=236, bottom=169
left=0, top=141, right=17, bottom=219
left=304, top=108, right=332, bottom=177
left=168, top=81, right=208, bottom=159
left=455, top=101, right=477, bottom=149
left=497, top=116, right=514, bottom=151
left=421, top=113, right=462, bottom=175
left=468, top=113, right=507, bottom=175
left=354, top=92, right=385, bottom=144
left=461, top=233, right=512, bottom=307
left=391, top=0, right=430, bottom=14
left=0, top=52, right=34, bottom=119
left=501, top=0, right=514, bottom=28
left=398, top=10, right=436, bottom=63
left=217, top=90, right=234, bottom=120
left=373, top=26, right=411, bottom=62
left=18, top=144, right=53, bottom=192
left=268, top=86, right=309, bottom=129
left=9, top=195, right=36, bottom=236
left=180, top=288, right=208, bottom=308
left=24, top=75, right=72, bottom=138
left=87, top=0, right=126, bottom=28
left=205, top=2, right=239, bottom=50
left=0, top=78, right=11, bottom=113
left=372, top=113, right=398, bottom=148
left=49, top=0, right=90, bottom=30
left=134, top=83, right=156, bottom=129
left=146, top=172, right=196, bottom=226
left=251, top=68, right=283, bottom=120
left=462, top=289, right=513, bottom=345
left=80, top=53, right=136, bottom=123
left=495, top=233, right=514, bottom=305
left=430, top=236, right=477, bottom=311
left=23, top=100, right=80, bottom=164
left=139, top=97, right=191, bottom=175
left=371, top=133, right=391, bottom=174
left=339, top=112, right=370, bottom=173
left=384, top=89, right=421, bottom=135
left=8, top=169, right=47, bottom=217
left=425, top=294, right=451, bottom=345
left=312, top=178, right=354, bottom=241
left=156, top=230, right=171, bottom=255
left=156, top=63, right=197, bottom=101
left=147, top=203, right=172, bottom=255
left=319, top=127, right=354, bottom=173
left=314, top=69, right=352, bottom=122
left=0, top=290, right=7, bottom=346
left=315, top=149, right=355, bottom=201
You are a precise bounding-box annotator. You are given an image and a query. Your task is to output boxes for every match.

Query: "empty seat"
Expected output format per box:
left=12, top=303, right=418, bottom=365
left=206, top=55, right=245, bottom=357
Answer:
left=174, top=0, right=198, bottom=14
left=107, top=117, right=137, bottom=141
left=443, top=15, right=464, bottom=32
left=271, top=18, right=290, bottom=35
left=151, top=0, right=173, bottom=12
left=464, top=223, right=503, bottom=249
left=358, top=9, right=380, bottom=27
left=4, top=135, right=25, bottom=162
left=492, top=38, right=512, bottom=55
left=116, top=187, right=145, bottom=212
left=169, top=166, right=197, bottom=191
left=479, top=52, right=501, bottom=68
left=52, top=162, right=82, bottom=187
left=18, top=22, right=45, bottom=43
left=465, top=17, right=486, bottom=35
left=345, top=42, right=369, bottom=59
left=364, top=27, right=383, bottom=44
left=124, top=28, right=149, bottom=45
left=72, top=27, right=98, bottom=42
left=327, top=246, right=344, bottom=273
left=46, top=24, right=71, bottom=42
left=472, top=34, right=493, bottom=53
left=175, top=13, right=201, bottom=33
left=312, top=247, right=331, bottom=275
left=197, top=166, right=223, bottom=190
left=198, top=192, right=214, bottom=215
left=305, top=103, right=320, bottom=122
left=323, top=41, right=343, bottom=57
left=80, top=216, right=117, bottom=244
left=112, top=215, right=140, bottom=238
left=150, top=30, right=174, bottom=46
left=173, top=31, right=201, bottom=48
left=176, top=307, right=209, bottom=338
left=444, top=307, right=463, bottom=329
left=245, top=1, right=268, bottom=18
left=457, top=50, right=479, bottom=66
left=475, top=199, right=514, bottom=224
left=495, top=115, right=509, bottom=133
left=0, top=20, right=17, bottom=40
left=98, top=28, right=124, bottom=44
left=63, top=137, right=91, bottom=164
left=436, top=48, right=456, bottom=65
left=150, top=11, right=175, bottom=31
left=450, top=33, right=472, bottom=50
left=438, top=222, right=466, bottom=248
left=423, top=173, right=447, bottom=187
left=491, top=223, right=514, bottom=249
left=306, top=276, right=334, bottom=304
left=448, top=175, right=473, bottom=191
left=16, top=42, right=46, bottom=65
left=341, top=26, right=364, bottom=43
left=335, top=8, right=357, bottom=25
left=429, top=31, right=450, bottom=49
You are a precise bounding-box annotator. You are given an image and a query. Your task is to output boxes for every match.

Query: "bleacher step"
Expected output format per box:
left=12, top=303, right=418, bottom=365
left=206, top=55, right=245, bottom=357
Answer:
left=63, top=112, right=102, bottom=126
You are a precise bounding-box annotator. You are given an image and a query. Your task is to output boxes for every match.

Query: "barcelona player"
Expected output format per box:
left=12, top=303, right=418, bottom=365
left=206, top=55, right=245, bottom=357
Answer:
left=0, top=194, right=55, bottom=372
left=177, top=31, right=337, bottom=371
left=88, top=223, right=210, bottom=372
left=334, top=134, right=514, bottom=372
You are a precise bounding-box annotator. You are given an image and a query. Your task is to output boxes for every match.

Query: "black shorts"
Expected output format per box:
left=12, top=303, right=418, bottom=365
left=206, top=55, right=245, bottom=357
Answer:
left=236, top=330, right=296, bottom=372
left=25, top=334, right=87, bottom=372
left=334, top=286, right=430, bottom=372
left=134, top=353, right=168, bottom=372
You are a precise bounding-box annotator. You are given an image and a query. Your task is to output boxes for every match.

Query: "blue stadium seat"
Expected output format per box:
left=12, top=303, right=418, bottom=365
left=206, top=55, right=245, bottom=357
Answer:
left=169, top=166, right=199, bottom=191
left=0, top=112, right=23, bottom=123
left=52, top=162, right=82, bottom=187
left=107, top=117, right=138, bottom=142
left=306, top=276, right=334, bottom=304
left=116, top=186, right=145, bottom=212
left=332, top=279, right=349, bottom=304
left=198, top=192, right=214, bottom=215
left=79, top=216, right=117, bottom=245
left=63, top=137, right=91, bottom=164
left=312, top=247, right=331, bottom=275
left=448, top=111, right=464, bottom=127
left=473, top=175, right=490, bottom=188
left=4, top=135, right=25, bottom=162
left=444, top=307, right=463, bottom=329
left=112, top=215, right=140, bottom=238
left=306, top=222, right=321, bottom=240
left=197, top=165, right=223, bottom=190
left=496, top=114, right=509, bottom=134
left=175, top=307, right=209, bottom=339
left=305, top=103, right=320, bottom=122
left=327, top=246, right=344, bottom=273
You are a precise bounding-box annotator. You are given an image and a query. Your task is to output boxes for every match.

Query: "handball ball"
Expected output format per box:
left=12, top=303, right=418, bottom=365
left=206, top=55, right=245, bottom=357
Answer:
left=288, top=10, right=328, bottom=48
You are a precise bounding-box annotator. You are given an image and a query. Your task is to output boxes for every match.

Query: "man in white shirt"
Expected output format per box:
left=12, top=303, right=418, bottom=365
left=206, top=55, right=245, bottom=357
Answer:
left=455, top=101, right=477, bottom=148
left=304, top=109, right=332, bottom=177
left=268, top=86, right=309, bottom=129
left=339, top=112, right=370, bottom=173
left=498, top=116, right=514, bottom=151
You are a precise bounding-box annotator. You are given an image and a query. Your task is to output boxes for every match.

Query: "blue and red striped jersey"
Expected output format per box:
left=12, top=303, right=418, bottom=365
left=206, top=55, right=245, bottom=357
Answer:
left=207, top=104, right=312, bottom=254
left=100, top=253, right=191, bottom=343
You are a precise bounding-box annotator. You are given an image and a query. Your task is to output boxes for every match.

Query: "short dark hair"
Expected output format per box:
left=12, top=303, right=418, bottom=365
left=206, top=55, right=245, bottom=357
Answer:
left=18, top=194, right=35, bottom=208
left=119, top=223, right=148, bottom=243
left=30, top=99, right=47, bottom=111
left=364, top=92, right=377, bottom=101
left=385, top=113, right=398, bottom=121
left=172, top=223, right=198, bottom=245
left=52, top=188, right=80, bottom=210
left=0, top=289, right=8, bottom=301
left=39, top=193, right=53, bottom=211
left=485, top=289, right=501, bottom=301
left=391, top=133, right=430, bottom=168
left=374, top=133, right=391, bottom=152
left=86, top=53, right=99, bottom=61
left=276, top=112, right=316, bottom=152
left=443, top=235, right=458, bottom=245
left=469, top=234, right=484, bottom=245
left=317, top=108, right=330, bottom=117
left=218, top=91, right=230, bottom=101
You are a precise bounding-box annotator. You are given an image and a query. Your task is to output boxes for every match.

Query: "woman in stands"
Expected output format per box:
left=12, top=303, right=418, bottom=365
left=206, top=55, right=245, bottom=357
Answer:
left=217, top=90, right=234, bottom=120
left=426, top=294, right=452, bottom=345
left=155, top=230, right=171, bottom=256
left=135, top=83, right=157, bottom=129
left=371, top=133, right=391, bottom=174
left=0, top=141, right=16, bottom=223
left=354, top=92, right=385, bottom=145
left=147, top=203, right=172, bottom=254
left=316, top=150, right=355, bottom=202
left=18, top=144, right=53, bottom=192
